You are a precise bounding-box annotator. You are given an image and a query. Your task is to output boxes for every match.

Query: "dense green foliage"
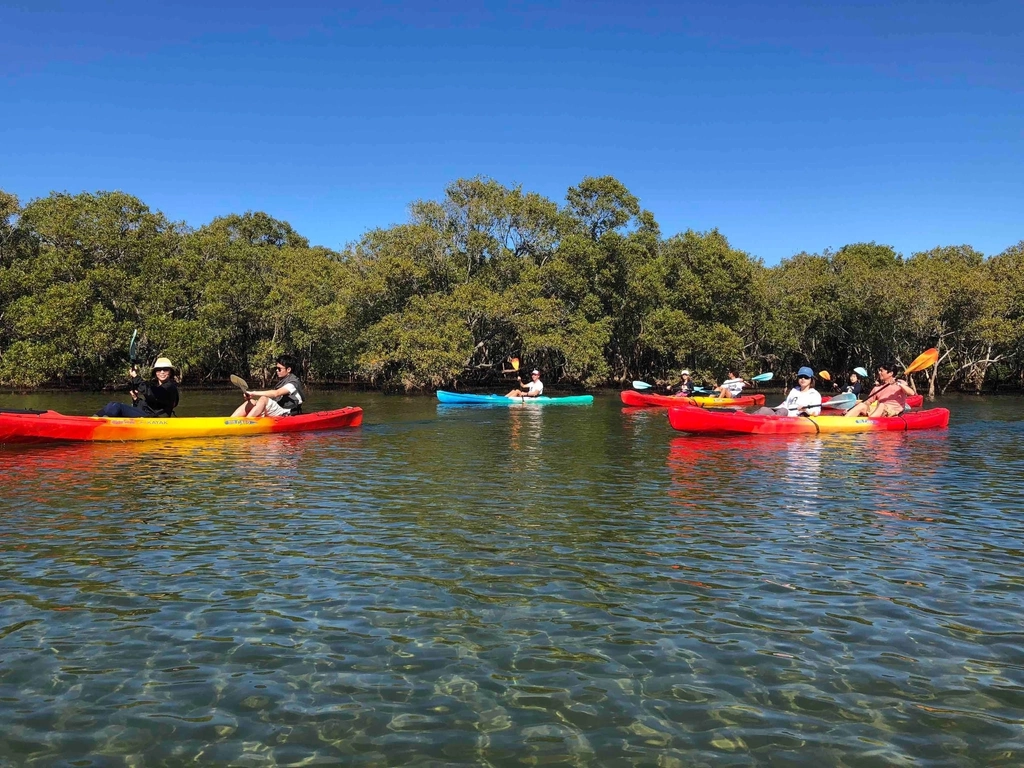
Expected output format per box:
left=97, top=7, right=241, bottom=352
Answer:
left=1, top=180, right=1021, bottom=393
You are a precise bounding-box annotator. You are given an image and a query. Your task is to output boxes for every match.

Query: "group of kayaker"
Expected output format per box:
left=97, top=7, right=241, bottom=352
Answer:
left=656, top=362, right=914, bottom=418
left=95, top=354, right=305, bottom=418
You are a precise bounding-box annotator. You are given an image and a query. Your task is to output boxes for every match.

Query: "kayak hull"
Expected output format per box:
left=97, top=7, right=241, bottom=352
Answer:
left=822, top=394, right=924, bottom=408
left=0, top=407, right=363, bottom=445
left=620, top=390, right=765, bottom=408
left=437, top=391, right=593, bottom=406
left=668, top=405, right=949, bottom=435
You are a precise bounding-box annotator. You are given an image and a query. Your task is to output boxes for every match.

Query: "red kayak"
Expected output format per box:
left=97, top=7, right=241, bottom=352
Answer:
left=668, top=405, right=949, bottom=435
left=620, top=390, right=765, bottom=408
left=0, top=407, right=363, bottom=445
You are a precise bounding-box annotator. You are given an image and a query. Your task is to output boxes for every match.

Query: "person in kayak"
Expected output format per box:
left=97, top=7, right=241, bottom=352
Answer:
left=845, top=362, right=914, bottom=417
left=672, top=369, right=696, bottom=397
left=232, top=354, right=306, bottom=417
left=715, top=369, right=747, bottom=399
left=505, top=369, right=544, bottom=399
left=754, top=366, right=821, bottom=417
left=95, top=357, right=179, bottom=418
left=844, top=370, right=864, bottom=398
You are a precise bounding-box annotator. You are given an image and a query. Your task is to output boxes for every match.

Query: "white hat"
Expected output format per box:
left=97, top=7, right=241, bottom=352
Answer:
left=531, top=369, right=540, bottom=375
left=681, top=369, right=691, bottom=375
left=152, top=357, right=175, bottom=371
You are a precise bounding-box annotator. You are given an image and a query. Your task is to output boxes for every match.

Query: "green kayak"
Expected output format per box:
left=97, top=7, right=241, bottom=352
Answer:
left=436, top=391, right=594, bottom=406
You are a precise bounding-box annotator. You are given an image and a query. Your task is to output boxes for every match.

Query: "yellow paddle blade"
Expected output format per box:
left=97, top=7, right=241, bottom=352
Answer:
left=510, top=357, right=520, bottom=371
left=818, top=370, right=831, bottom=381
left=905, top=348, right=938, bottom=375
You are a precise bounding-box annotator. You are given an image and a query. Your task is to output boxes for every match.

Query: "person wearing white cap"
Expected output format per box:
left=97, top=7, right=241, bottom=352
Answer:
left=672, top=369, right=695, bottom=397
left=505, top=369, right=544, bottom=399
left=844, top=370, right=864, bottom=398
left=95, top=357, right=179, bottom=418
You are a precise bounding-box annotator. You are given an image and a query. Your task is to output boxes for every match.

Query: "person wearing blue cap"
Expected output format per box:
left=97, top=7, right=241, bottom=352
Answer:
left=755, top=366, right=821, bottom=416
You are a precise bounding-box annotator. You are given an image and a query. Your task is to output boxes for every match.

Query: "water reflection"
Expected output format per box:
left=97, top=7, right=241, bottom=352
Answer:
left=1, top=394, right=1023, bottom=764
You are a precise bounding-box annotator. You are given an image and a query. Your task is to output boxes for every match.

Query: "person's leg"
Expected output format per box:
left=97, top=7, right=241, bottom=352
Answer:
left=95, top=402, right=145, bottom=417
left=245, top=396, right=271, bottom=417
left=231, top=400, right=254, bottom=417
left=505, top=390, right=523, bottom=398
left=845, top=401, right=870, bottom=417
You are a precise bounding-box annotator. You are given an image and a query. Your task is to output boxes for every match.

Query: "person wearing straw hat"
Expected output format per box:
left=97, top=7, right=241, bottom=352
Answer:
left=505, top=369, right=544, bottom=399
left=95, top=357, right=180, bottom=417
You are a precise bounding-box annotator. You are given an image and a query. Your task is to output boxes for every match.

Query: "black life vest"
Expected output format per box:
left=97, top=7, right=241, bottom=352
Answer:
left=273, top=373, right=306, bottom=415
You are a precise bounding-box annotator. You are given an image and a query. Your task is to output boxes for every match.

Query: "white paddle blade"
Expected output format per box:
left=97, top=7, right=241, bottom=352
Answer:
left=632, top=380, right=653, bottom=390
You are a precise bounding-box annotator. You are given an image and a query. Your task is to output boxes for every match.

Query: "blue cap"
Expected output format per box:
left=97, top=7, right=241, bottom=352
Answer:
left=797, top=366, right=814, bottom=378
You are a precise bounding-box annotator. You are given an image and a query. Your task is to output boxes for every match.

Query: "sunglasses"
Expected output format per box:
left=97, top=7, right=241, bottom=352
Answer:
left=154, top=367, right=173, bottom=373
left=797, top=375, right=810, bottom=380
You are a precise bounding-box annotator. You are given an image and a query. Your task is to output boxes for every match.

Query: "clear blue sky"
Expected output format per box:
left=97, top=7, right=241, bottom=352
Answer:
left=2, top=0, right=1021, bottom=263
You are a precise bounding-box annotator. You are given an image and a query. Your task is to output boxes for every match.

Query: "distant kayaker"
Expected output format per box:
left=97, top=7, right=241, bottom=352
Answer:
left=96, top=357, right=179, bottom=418
left=845, top=362, right=913, bottom=418
left=232, top=354, right=306, bottom=418
left=754, top=366, right=821, bottom=417
left=844, top=368, right=866, bottom=398
left=505, top=369, right=544, bottom=399
left=715, top=369, right=747, bottom=399
left=672, top=369, right=695, bottom=397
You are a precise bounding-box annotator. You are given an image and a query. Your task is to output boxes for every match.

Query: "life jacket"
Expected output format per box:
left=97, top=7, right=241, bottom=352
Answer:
left=273, top=373, right=306, bottom=415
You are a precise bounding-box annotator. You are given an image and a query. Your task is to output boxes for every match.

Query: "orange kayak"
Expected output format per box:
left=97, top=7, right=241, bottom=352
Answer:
left=621, top=390, right=765, bottom=408
left=667, top=405, right=949, bottom=435
left=0, top=407, right=363, bottom=445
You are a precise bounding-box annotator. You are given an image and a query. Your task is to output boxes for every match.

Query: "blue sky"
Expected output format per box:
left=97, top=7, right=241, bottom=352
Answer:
left=1, top=0, right=1021, bottom=263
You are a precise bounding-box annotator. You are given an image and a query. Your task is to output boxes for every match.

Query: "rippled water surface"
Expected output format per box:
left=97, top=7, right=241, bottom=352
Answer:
left=2, top=391, right=1024, bottom=766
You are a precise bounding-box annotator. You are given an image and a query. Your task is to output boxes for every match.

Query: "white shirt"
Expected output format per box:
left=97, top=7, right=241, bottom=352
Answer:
left=525, top=380, right=544, bottom=396
left=778, top=387, right=821, bottom=417
left=721, top=377, right=745, bottom=397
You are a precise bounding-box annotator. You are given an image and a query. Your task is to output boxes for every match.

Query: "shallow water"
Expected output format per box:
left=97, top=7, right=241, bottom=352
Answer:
left=1, top=391, right=1023, bottom=766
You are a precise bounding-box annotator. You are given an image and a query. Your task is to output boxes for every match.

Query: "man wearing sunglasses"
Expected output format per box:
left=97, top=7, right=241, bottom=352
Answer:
left=231, top=354, right=306, bottom=418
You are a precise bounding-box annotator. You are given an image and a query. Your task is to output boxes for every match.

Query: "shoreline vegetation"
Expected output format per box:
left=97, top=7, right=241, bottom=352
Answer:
left=1, top=179, right=1022, bottom=396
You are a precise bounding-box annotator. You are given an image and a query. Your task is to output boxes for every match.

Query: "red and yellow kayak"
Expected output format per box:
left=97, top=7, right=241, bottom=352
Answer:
left=822, top=394, right=924, bottom=408
left=667, top=405, right=949, bottom=435
left=0, top=407, right=363, bottom=445
left=620, top=390, right=765, bottom=408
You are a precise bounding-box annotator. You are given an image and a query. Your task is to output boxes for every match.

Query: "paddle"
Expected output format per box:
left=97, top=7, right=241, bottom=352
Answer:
left=818, top=370, right=831, bottom=382
left=632, top=380, right=653, bottom=390
left=128, top=329, right=138, bottom=368
left=821, top=392, right=857, bottom=410
left=510, top=357, right=520, bottom=372
left=751, top=372, right=773, bottom=383
left=904, top=347, right=939, bottom=376
left=230, top=374, right=249, bottom=393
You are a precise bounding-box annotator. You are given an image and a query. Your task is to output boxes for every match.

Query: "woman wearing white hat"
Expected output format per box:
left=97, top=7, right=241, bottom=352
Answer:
left=95, top=357, right=180, bottom=418
left=672, top=369, right=695, bottom=397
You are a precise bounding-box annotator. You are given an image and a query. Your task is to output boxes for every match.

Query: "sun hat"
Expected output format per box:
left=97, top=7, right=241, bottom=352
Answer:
left=152, top=357, right=175, bottom=371
left=681, top=369, right=690, bottom=375
left=854, top=366, right=868, bottom=378
left=797, top=366, right=814, bottom=378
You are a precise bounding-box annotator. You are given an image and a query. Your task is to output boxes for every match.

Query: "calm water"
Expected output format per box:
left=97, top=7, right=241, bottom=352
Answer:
left=1, top=390, right=1023, bottom=766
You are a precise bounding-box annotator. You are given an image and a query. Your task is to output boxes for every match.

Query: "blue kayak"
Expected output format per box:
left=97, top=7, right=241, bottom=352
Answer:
left=436, top=391, right=594, bottom=406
